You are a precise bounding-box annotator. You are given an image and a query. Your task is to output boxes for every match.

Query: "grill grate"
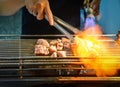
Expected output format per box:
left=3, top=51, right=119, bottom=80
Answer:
left=0, top=35, right=120, bottom=83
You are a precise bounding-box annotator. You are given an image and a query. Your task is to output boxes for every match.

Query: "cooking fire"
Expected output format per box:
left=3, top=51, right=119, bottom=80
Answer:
left=33, top=23, right=120, bottom=77
left=71, top=23, right=120, bottom=77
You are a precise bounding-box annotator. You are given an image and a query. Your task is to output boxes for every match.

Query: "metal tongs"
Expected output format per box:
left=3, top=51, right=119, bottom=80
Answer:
left=45, top=15, right=81, bottom=42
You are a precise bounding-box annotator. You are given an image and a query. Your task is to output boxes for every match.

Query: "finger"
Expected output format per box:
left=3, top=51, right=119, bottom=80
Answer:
left=45, top=3, right=54, bottom=26
left=32, top=10, right=38, bottom=16
left=32, top=5, right=38, bottom=16
left=36, top=3, right=44, bottom=20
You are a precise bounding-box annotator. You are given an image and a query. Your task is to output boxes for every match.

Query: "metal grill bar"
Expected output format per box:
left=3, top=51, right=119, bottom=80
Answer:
left=0, top=35, right=120, bottom=82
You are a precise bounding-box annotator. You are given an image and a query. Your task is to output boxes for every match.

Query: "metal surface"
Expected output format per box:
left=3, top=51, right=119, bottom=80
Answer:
left=0, top=35, right=120, bottom=83
left=53, top=15, right=81, bottom=34
left=45, top=15, right=74, bottom=41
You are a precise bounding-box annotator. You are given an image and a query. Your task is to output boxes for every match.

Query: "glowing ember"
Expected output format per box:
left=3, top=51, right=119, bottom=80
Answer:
left=71, top=24, right=120, bottom=77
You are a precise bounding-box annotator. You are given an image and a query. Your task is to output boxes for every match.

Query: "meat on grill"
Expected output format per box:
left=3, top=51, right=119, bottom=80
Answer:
left=57, top=51, right=66, bottom=57
left=34, top=45, right=49, bottom=55
left=34, top=38, right=71, bottom=57
left=36, top=39, right=50, bottom=47
left=51, top=52, right=57, bottom=57
left=56, top=39, right=63, bottom=51
left=50, top=39, right=58, bottom=45
left=61, top=38, right=71, bottom=50
left=49, top=45, right=57, bottom=54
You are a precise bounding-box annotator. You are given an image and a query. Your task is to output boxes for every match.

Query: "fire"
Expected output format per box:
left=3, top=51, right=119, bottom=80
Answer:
left=71, top=24, right=120, bottom=77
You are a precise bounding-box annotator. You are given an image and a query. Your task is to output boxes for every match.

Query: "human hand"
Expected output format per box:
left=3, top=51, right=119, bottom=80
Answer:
left=25, top=0, right=54, bottom=25
left=90, top=0, right=101, bottom=16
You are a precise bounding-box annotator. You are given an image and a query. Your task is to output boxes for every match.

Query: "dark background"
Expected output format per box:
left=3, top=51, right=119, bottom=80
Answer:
left=22, top=0, right=82, bottom=35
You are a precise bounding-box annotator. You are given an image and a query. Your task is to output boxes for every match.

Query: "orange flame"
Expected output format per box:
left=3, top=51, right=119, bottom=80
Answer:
left=71, top=24, right=120, bottom=77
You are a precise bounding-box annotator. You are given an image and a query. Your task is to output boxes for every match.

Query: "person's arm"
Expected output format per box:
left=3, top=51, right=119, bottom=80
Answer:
left=0, top=0, right=24, bottom=16
left=0, top=0, right=53, bottom=25
left=25, top=0, right=54, bottom=25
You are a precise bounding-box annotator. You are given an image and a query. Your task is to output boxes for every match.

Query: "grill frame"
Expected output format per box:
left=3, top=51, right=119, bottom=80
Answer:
left=0, top=34, right=120, bottom=83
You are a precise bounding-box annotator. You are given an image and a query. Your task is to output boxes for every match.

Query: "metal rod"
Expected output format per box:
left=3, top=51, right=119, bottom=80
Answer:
left=58, top=77, right=120, bottom=81
left=45, top=15, right=74, bottom=42
left=53, top=15, right=81, bottom=34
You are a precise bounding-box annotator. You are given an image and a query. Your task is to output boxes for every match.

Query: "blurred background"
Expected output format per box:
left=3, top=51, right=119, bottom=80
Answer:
left=0, top=0, right=120, bottom=35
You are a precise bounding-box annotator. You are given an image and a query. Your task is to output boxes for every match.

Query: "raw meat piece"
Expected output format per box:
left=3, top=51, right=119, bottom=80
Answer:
left=57, top=51, right=66, bottom=57
left=34, top=44, right=49, bottom=55
left=37, top=39, right=50, bottom=48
